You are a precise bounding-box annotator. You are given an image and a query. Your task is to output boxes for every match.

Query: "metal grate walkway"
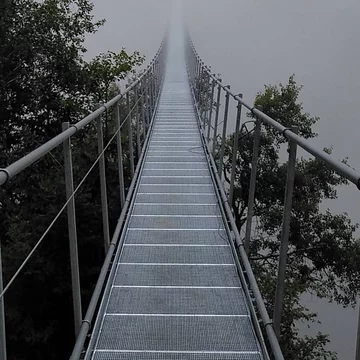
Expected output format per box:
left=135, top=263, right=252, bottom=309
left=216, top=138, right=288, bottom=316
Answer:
left=86, top=25, right=263, bottom=360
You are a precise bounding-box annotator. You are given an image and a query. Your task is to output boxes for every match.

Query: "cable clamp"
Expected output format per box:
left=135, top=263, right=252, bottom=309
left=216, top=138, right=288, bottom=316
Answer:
left=0, top=168, right=10, bottom=184
left=250, top=106, right=258, bottom=115
left=264, top=320, right=274, bottom=327
left=70, top=124, right=79, bottom=132
left=236, top=241, right=245, bottom=249
left=282, top=127, right=292, bottom=138
left=82, top=319, right=91, bottom=328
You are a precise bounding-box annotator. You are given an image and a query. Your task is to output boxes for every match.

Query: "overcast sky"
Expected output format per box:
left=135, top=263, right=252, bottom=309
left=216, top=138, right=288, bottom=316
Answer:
left=85, top=1, right=360, bottom=358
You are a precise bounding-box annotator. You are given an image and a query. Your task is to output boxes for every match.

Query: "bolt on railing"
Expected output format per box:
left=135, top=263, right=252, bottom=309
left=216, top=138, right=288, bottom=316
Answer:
left=0, top=36, right=167, bottom=360
left=186, top=31, right=360, bottom=360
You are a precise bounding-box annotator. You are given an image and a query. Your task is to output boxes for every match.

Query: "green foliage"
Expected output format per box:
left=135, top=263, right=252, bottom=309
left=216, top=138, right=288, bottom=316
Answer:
left=222, top=75, right=360, bottom=359
left=251, top=75, right=318, bottom=144
left=0, top=1, right=145, bottom=359
left=87, top=50, right=145, bottom=103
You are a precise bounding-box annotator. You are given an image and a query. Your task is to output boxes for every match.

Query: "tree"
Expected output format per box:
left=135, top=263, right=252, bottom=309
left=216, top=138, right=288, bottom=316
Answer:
left=87, top=50, right=145, bottom=103
left=0, top=1, right=145, bottom=359
left=222, top=75, right=360, bottom=359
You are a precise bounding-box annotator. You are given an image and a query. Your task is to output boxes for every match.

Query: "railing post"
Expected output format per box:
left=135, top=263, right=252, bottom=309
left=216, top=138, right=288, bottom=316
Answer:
left=244, top=118, right=262, bottom=254
left=152, top=63, right=157, bottom=98
left=140, top=80, right=146, bottom=142
left=201, top=66, right=208, bottom=123
left=218, top=86, right=231, bottom=179
left=273, top=126, right=298, bottom=338
left=197, top=63, right=204, bottom=105
left=203, top=70, right=211, bottom=130
left=114, top=103, right=125, bottom=209
left=195, top=55, right=199, bottom=78
left=207, top=79, right=216, bottom=142
left=62, top=122, right=82, bottom=337
left=194, top=58, right=199, bottom=90
left=126, top=87, right=135, bottom=177
left=229, top=95, right=243, bottom=206
left=156, top=60, right=160, bottom=96
left=189, top=49, right=194, bottom=84
left=151, top=67, right=156, bottom=109
left=193, top=54, right=197, bottom=84
left=152, top=63, right=157, bottom=102
left=96, top=113, right=110, bottom=253
left=144, top=75, right=151, bottom=130
left=148, top=69, right=154, bottom=114
left=212, top=81, right=222, bottom=157
left=356, top=303, right=360, bottom=360
left=200, top=68, right=206, bottom=128
left=157, top=61, right=161, bottom=96
left=135, top=84, right=141, bottom=158
left=0, top=243, right=7, bottom=360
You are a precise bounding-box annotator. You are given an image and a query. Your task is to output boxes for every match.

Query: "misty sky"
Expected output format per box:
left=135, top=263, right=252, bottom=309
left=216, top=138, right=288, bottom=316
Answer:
left=85, top=1, right=360, bottom=358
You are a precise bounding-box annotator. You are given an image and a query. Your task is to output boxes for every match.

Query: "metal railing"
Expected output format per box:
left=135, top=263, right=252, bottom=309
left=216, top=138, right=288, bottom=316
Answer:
left=185, top=32, right=360, bottom=360
left=0, top=37, right=167, bottom=360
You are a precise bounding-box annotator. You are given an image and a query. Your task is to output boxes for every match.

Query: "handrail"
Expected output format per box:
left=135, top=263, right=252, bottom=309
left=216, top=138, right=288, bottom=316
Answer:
left=68, top=37, right=166, bottom=359
left=186, top=35, right=284, bottom=360
left=0, top=34, right=168, bottom=360
left=0, top=39, right=166, bottom=186
left=0, top=82, right=150, bottom=301
left=186, top=29, right=360, bottom=360
left=69, top=91, right=161, bottom=360
left=187, top=38, right=360, bottom=189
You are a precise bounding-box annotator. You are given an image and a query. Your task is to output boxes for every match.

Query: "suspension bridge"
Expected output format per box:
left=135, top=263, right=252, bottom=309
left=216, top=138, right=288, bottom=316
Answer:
left=1, top=13, right=360, bottom=360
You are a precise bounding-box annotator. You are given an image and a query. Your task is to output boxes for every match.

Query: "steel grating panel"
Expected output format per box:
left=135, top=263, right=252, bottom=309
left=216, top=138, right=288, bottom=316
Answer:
left=152, top=133, right=196, bottom=136
left=143, top=157, right=206, bottom=163
left=124, top=229, right=228, bottom=244
left=154, top=122, right=198, bottom=125
left=128, top=216, right=225, bottom=229
left=135, top=194, right=217, bottom=204
left=155, top=119, right=197, bottom=122
left=153, top=128, right=197, bottom=131
left=143, top=163, right=207, bottom=170
left=147, top=149, right=206, bottom=154
left=152, top=130, right=198, bottom=133
left=138, top=184, right=213, bottom=193
left=119, top=245, right=233, bottom=264
left=150, top=136, right=199, bottom=139
left=142, top=169, right=210, bottom=176
left=88, top=18, right=263, bottom=360
left=156, top=117, right=197, bottom=120
left=93, top=352, right=262, bottom=360
left=139, top=175, right=211, bottom=184
left=96, top=315, right=258, bottom=352
left=132, top=204, right=218, bottom=215
left=157, top=110, right=195, bottom=112
left=107, top=287, right=247, bottom=315
left=114, top=264, right=241, bottom=287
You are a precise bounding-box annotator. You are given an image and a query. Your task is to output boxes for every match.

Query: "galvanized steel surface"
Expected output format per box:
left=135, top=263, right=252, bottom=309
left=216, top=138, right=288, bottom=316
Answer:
left=86, top=26, right=262, bottom=360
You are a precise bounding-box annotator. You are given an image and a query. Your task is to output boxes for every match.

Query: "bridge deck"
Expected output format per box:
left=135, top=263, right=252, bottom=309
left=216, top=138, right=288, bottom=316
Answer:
left=87, top=28, right=262, bottom=360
